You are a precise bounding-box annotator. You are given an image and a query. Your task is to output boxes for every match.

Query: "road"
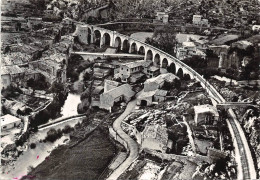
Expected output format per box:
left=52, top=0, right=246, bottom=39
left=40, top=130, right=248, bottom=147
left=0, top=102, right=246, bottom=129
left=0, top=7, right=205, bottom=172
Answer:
left=71, top=51, right=144, bottom=58
left=107, top=96, right=140, bottom=180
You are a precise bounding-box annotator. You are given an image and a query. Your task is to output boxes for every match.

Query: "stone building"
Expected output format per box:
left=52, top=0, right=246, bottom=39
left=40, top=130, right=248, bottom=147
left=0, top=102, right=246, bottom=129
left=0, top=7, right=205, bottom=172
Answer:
left=194, top=104, right=219, bottom=126
left=116, top=60, right=153, bottom=83
left=1, top=65, right=24, bottom=89
left=141, top=124, right=168, bottom=153
left=99, top=84, right=135, bottom=112
left=1, top=114, right=22, bottom=131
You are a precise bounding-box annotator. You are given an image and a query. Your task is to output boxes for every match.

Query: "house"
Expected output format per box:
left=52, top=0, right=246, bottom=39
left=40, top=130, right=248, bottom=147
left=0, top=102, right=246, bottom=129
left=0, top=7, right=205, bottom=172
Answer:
left=137, top=90, right=157, bottom=106
left=154, top=89, right=168, bottom=102
left=104, top=80, right=121, bottom=92
left=91, top=86, right=104, bottom=107
left=175, top=36, right=207, bottom=60
left=192, top=15, right=209, bottom=27
left=207, top=148, right=227, bottom=162
left=1, top=114, right=22, bottom=131
left=99, top=84, right=135, bottom=112
left=29, top=53, right=67, bottom=84
left=141, top=124, right=168, bottom=153
left=154, top=12, right=169, bottom=23
left=252, top=25, right=260, bottom=32
left=1, top=65, right=24, bottom=89
left=27, top=17, right=43, bottom=29
left=144, top=73, right=179, bottom=92
left=2, top=99, right=32, bottom=116
left=137, top=89, right=168, bottom=106
left=143, top=66, right=160, bottom=78
left=1, top=52, right=32, bottom=66
left=20, top=68, right=41, bottom=83
left=194, top=104, right=219, bottom=126
left=193, top=15, right=202, bottom=25
left=116, top=60, right=152, bottom=82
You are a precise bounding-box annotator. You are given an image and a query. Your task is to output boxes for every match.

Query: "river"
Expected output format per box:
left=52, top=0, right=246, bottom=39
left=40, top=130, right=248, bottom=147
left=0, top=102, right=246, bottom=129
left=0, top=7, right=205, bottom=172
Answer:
left=1, top=93, right=82, bottom=180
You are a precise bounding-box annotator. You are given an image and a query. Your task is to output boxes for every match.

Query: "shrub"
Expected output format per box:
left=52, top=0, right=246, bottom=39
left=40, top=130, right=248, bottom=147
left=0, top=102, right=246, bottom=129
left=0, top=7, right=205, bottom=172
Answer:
left=30, top=143, right=36, bottom=149
left=62, top=125, right=73, bottom=134
left=45, top=128, right=62, bottom=143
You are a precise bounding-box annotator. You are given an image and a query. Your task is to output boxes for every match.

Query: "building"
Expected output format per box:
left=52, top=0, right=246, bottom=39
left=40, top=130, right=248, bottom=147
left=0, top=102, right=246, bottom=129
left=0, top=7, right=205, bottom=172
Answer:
left=141, top=124, right=168, bottom=153
left=91, top=86, right=104, bottom=107
left=1, top=114, right=22, bottom=131
left=144, top=73, right=179, bottom=92
left=1, top=65, right=24, bottom=89
left=193, top=15, right=202, bottom=25
left=154, top=12, right=169, bottom=23
left=192, top=15, right=209, bottom=26
left=137, top=89, right=168, bottom=106
left=99, top=84, right=135, bottom=112
left=143, top=66, right=160, bottom=78
left=1, top=52, right=32, bottom=66
left=194, top=104, right=219, bottom=126
left=27, top=17, right=42, bottom=29
left=252, top=25, right=260, bottom=32
left=175, top=37, right=207, bottom=60
left=116, top=60, right=152, bottom=82
left=2, top=99, right=33, bottom=116
left=104, top=80, right=120, bottom=92
left=29, top=53, right=67, bottom=84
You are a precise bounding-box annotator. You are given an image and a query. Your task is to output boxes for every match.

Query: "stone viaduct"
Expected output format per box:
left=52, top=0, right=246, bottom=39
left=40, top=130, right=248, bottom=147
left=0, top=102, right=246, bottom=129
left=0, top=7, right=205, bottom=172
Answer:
left=73, top=24, right=196, bottom=80
left=73, top=24, right=257, bottom=180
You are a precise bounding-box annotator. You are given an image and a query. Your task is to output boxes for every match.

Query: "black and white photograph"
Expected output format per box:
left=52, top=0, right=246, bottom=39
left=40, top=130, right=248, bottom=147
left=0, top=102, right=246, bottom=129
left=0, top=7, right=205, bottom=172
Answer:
left=0, top=0, right=260, bottom=179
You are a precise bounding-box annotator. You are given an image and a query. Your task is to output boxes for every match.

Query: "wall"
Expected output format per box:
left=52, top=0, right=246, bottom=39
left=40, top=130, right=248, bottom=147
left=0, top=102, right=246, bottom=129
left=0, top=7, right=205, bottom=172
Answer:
left=109, top=127, right=129, bottom=152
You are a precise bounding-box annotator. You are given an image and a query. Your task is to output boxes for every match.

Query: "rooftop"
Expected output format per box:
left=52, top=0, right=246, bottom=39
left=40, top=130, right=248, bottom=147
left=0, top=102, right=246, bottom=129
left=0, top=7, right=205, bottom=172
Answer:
left=145, top=73, right=179, bottom=85
left=103, top=84, right=135, bottom=99
left=148, top=66, right=159, bottom=72
left=1, top=114, right=21, bottom=127
left=1, top=65, right=24, bottom=75
left=155, top=89, right=168, bottom=97
left=123, top=60, right=152, bottom=69
left=183, top=41, right=196, bottom=47
left=194, top=104, right=219, bottom=117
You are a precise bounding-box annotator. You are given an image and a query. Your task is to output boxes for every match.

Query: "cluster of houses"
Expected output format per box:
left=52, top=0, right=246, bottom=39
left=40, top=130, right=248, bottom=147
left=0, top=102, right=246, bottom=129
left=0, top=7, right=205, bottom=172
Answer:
left=89, top=58, right=179, bottom=112
left=114, top=60, right=160, bottom=83
left=1, top=35, right=73, bottom=90
left=175, top=35, right=207, bottom=60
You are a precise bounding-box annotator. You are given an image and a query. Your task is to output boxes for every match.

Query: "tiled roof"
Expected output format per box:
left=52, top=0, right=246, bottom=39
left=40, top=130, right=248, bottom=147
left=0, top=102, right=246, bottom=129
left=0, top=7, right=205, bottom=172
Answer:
left=148, top=66, right=159, bottom=72
left=1, top=114, right=21, bottom=126
left=123, top=60, right=152, bottom=69
left=194, top=104, right=219, bottom=116
left=1, top=52, right=31, bottom=65
left=1, top=65, right=24, bottom=75
left=155, top=89, right=168, bottom=96
left=104, top=84, right=135, bottom=99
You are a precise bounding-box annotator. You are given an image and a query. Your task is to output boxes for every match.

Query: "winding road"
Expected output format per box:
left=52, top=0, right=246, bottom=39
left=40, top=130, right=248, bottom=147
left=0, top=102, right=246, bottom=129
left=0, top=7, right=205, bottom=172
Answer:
left=107, top=95, right=140, bottom=180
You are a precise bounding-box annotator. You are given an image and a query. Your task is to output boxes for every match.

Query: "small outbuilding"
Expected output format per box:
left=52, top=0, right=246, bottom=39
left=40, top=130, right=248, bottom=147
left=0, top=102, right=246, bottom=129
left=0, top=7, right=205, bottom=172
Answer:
left=141, top=124, right=168, bottom=153
left=1, top=114, right=22, bottom=131
left=194, top=104, right=219, bottom=126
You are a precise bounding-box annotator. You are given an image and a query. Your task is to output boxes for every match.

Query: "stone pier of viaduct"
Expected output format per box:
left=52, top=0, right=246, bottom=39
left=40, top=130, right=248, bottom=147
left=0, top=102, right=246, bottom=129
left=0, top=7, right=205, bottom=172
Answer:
left=73, top=23, right=257, bottom=180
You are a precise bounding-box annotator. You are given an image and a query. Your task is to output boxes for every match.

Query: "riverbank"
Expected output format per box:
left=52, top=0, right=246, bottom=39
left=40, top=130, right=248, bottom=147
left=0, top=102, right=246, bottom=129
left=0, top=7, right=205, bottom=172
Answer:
left=23, top=127, right=116, bottom=180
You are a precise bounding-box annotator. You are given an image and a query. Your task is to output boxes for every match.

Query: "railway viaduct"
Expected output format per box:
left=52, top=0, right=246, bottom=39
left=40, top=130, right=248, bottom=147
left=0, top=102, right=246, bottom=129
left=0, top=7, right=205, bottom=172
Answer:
left=73, top=23, right=257, bottom=180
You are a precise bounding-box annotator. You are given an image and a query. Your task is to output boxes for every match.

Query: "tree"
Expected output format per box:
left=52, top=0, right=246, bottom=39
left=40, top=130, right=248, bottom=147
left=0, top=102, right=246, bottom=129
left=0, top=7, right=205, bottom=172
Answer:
left=45, top=128, right=62, bottom=142
left=30, top=143, right=36, bottom=149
